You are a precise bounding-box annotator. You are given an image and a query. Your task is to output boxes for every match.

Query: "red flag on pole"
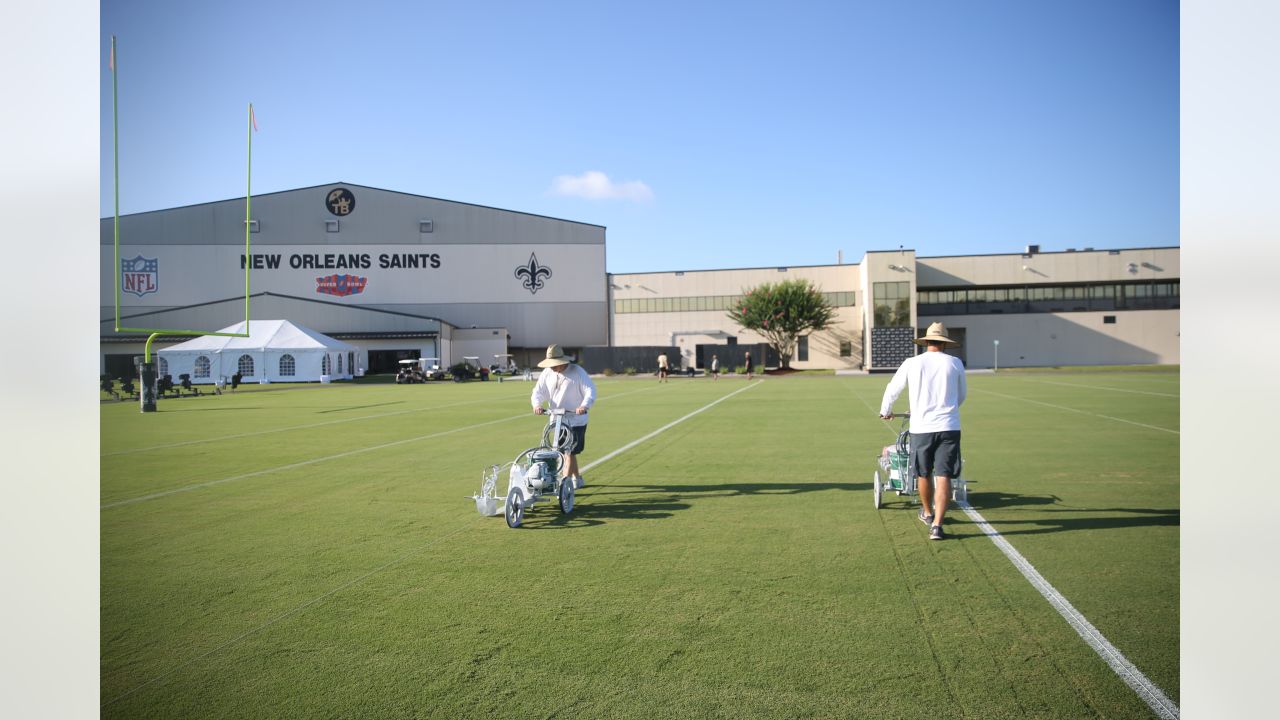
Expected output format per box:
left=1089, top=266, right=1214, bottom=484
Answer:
left=250, top=104, right=259, bottom=132
left=109, top=36, right=115, bottom=72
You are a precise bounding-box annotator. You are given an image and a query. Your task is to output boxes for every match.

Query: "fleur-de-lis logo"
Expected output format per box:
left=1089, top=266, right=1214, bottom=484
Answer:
left=514, top=253, right=553, bottom=294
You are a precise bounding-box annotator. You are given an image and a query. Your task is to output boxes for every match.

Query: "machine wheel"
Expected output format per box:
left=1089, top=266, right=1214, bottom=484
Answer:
left=872, top=469, right=883, bottom=509
left=505, top=487, right=525, bottom=528
left=558, top=477, right=576, bottom=514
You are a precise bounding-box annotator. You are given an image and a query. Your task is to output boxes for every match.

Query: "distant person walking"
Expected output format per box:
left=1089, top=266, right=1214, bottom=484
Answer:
left=744, top=352, right=753, bottom=379
left=879, top=322, right=966, bottom=541
left=657, top=352, right=669, bottom=382
left=710, top=355, right=719, bottom=380
left=531, top=344, right=596, bottom=489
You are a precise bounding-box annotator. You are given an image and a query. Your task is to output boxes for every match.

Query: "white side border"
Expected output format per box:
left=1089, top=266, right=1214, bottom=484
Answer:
left=959, top=500, right=1180, bottom=720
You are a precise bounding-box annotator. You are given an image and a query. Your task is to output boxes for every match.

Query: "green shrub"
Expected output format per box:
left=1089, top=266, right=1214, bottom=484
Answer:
left=624, top=366, right=636, bottom=376
left=735, top=366, right=747, bottom=375
left=602, top=367, right=615, bottom=377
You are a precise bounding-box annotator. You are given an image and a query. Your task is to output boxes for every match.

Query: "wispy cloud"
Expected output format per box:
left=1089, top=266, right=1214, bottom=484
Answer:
left=548, top=171, right=654, bottom=203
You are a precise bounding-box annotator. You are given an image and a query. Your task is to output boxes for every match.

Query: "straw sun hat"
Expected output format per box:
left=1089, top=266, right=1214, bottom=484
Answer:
left=913, top=322, right=960, bottom=347
left=537, top=344, right=573, bottom=368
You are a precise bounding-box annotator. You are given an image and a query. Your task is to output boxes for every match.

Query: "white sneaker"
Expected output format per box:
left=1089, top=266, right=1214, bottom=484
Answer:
left=574, top=475, right=585, bottom=489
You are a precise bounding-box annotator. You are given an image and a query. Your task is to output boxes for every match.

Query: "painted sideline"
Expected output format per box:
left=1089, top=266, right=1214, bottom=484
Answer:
left=959, top=501, right=1180, bottom=720
left=102, top=380, right=761, bottom=708
left=842, top=378, right=1178, bottom=717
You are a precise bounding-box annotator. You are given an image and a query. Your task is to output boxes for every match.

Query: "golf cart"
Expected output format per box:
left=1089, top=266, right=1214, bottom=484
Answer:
left=454, top=356, right=487, bottom=382
left=396, top=359, right=424, bottom=384
left=420, top=357, right=444, bottom=381
left=491, top=354, right=520, bottom=377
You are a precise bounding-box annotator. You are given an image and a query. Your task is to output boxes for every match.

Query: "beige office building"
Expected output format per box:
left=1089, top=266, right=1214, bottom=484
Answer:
left=609, top=246, right=1179, bottom=371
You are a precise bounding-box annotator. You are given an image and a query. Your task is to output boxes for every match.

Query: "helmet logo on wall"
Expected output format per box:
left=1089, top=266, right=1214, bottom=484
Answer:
left=326, top=187, right=356, bottom=216
left=514, top=253, right=553, bottom=295
left=121, top=255, right=159, bottom=297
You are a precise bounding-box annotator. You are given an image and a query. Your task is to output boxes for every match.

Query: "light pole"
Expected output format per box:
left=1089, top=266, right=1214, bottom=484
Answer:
left=993, top=339, right=1000, bottom=371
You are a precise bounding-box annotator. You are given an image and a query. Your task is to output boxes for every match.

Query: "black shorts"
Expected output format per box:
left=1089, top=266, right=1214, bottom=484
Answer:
left=909, top=431, right=961, bottom=479
left=565, top=424, right=587, bottom=454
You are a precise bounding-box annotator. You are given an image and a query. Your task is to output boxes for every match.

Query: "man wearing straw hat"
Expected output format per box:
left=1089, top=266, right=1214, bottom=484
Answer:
left=879, top=322, right=967, bottom=541
left=531, top=344, right=596, bottom=489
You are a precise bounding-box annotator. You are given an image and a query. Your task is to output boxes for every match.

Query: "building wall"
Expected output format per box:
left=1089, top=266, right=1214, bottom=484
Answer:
left=445, top=327, right=510, bottom=369
left=917, top=247, right=1180, bottom=287
left=922, top=310, right=1180, bottom=367
left=610, top=247, right=1179, bottom=371
left=609, top=264, right=863, bottom=370
left=102, top=183, right=608, bottom=351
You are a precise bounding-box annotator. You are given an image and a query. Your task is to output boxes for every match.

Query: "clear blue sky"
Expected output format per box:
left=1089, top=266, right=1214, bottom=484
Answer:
left=101, top=0, right=1178, bottom=273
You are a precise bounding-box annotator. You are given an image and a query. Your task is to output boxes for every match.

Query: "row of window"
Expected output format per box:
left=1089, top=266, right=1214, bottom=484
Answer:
left=918, top=281, right=1179, bottom=315
left=161, top=353, right=351, bottom=378
left=615, top=291, right=856, bottom=314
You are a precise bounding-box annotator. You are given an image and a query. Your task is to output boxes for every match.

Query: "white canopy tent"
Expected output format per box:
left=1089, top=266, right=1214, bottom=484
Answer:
left=156, top=319, right=358, bottom=384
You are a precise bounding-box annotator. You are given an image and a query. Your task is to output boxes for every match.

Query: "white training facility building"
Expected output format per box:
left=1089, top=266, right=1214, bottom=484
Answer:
left=101, top=183, right=1178, bottom=380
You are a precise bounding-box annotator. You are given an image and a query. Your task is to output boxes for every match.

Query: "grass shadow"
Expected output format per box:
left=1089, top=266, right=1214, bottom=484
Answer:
left=601, top=481, right=867, bottom=499
left=513, top=481, right=865, bottom=530
left=160, top=406, right=265, bottom=412
left=975, top=508, right=1179, bottom=536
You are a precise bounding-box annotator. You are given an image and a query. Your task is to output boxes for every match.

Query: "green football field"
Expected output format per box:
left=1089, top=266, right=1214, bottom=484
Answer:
left=100, top=369, right=1179, bottom=719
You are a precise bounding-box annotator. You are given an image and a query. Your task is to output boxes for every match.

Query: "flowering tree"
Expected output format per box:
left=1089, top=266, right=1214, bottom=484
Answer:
left=727, top=279, right=836, bottom=369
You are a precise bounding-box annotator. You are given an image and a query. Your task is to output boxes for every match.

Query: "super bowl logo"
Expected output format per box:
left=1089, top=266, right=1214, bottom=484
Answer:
left=316, top=274, right=368, bottom=297
left=121, top=255, right=159, bottom=298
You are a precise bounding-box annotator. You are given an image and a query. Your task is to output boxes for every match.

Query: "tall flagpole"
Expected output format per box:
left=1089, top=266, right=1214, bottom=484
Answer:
left=245, top=102, right=252, bottom=330
left=112, top=35, right=121, bottom=330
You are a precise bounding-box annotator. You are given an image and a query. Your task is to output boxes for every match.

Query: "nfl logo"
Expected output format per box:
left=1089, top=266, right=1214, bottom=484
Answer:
left=122, top=256, right=159, bottom=298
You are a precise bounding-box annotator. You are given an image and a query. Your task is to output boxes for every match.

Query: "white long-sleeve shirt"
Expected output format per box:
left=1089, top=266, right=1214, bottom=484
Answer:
left=531, top=364, right=596, bottom=427
left=879, top=350, right=966, bottom=432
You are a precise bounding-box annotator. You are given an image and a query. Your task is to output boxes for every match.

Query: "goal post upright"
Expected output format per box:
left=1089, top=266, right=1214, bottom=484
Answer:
left=109, top=37, right=254, bottom=409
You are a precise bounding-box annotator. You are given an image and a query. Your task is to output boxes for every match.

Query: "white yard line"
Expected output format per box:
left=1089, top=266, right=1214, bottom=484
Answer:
left=102, top=395, right=512, bottom=457
left=959, top=501, right=1180, bottom=720
left=843, top=378, right=1179, bottom=717
left=580, top=381, right=762, bottom=475
left=102, top=384, right=661, bottom=509
left=1013, top=378, right=1180, bottom=398
left=106, top=379, right=637, bottom=457
left=102, top=380, right=761, bottom=709
left=100, top=414, right=528, bottom=509
left=974, top=388, right=1179, bottom=435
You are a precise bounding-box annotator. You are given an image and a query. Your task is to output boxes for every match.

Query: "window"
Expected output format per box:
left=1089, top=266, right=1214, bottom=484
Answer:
left=194, top=356, right=211, bottom=378
left=873, top=281, right=910, bottom=327
left=839, top=341, right=853, bottom=357
left=322, top=354, right=331, bottom=374
left=279, top=354, right=296, bottom=377
left=158, top=356, right=168, bottom=377
left=1104, top=316, right=1117, bottom=324
left=238, top=354, right=254, bottom=376
left=337, top=354, right=344, bottom=374
left=797, top=335, right=809, bottom=362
